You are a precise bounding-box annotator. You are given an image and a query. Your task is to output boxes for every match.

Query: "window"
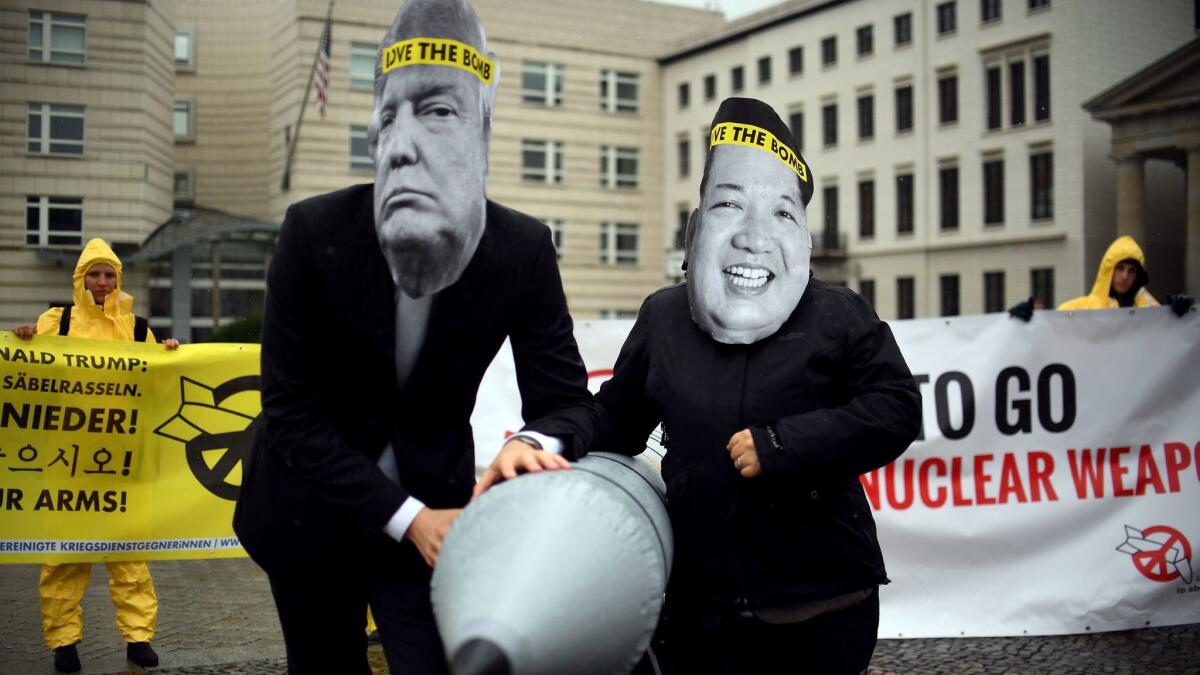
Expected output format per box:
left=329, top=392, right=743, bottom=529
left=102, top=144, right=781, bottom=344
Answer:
left=937, top=2, right=957, bottom=33
left=1031, top=150, right=1053, bottom=219
left=544, top=219, right=564, bottom=260
left=173, top=100, right=193, bottom=140
left=522, top=61, right=564, bottom=106
left=895, top=84, right=913, bottom=133
left=678, top=137, right=690, bottom=178
left=757, top=56, right=772, bottom=84
left=940, top=274, right=961, bottom=316
left=1034, top=55, right=1050, bottom=121
left=823, top=186, right=839, bottom=246
left=703, top=74, right=716, bottom=101
left=173, top=169, right=195, bottom=204
left=27, top=103, right=84, bottom=155
left=896, top=173, right=914, bottom=234
left=857, top=95, right=874, bottom=140
left=600, top=146, right=639, bottom=189
left=600, top=70, right=638, bottom=113
left=349, top=125, right=372, bottom=171
left=788, top=47, right=803, bottom=75
left=821, top=36, right=837, bottom=66
left=940, top=165, right=959, bottom=230
left=349, top=42, right=376, bottom=90
left=1031, top=267, right=1054, bottom=307
left=522, top=139, right=563, bottom=184
left=857, top=25, right=874, bottom=56
left=858, top=180, right=875, bottom=239
left=1010, top=60, right=1026, bottom=126
left=789, top=110, right=804, bottom=151
left=984, top=158, right=1005, bottom=224
left=984, top=271, right=1005, bottom=313
left=894, top=13, right=912, bottom=46
left=731, top=65, right=745, bottom=92
left=981, top=0, right=1002, bottom=22
left=897, top=277, right=915, bottom=319
left=26, top=196, right=82, bottom=246
left=175, top=30, right=195, bottom=71
left=822, top=103, right=838, bottom=146
left=600, top=222, right=639, bottom=265
left=1029, top=0, right=1050, bottom=9
left=675, top=208, right=689, bottom=249
left=986, top=66, right=1002, bottom=130
left=938, top=74, right=958, bottom=124
left=28, top=11, right=85, bottom=65
left=678, top=82, right=690, bottom=109
left=859, top=279, right=876, bottom=308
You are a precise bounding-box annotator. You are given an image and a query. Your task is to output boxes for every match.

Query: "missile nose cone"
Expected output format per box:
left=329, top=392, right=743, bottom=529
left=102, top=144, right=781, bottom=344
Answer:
left=453, top=638, right=511, bottom=675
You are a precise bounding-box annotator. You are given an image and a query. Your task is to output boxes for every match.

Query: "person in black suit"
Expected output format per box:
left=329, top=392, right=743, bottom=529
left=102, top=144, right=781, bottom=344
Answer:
left=475, top=99, right=921, bottom=674
left=232, top=1, right=591, bottom=673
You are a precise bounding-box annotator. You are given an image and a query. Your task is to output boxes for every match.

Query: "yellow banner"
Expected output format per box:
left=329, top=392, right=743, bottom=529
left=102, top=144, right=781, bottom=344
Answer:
left=380, top=37, right=494, bottom=85
left=0, top=332, right=260, bottom=563
left=709, top=122, right=809, bottom=183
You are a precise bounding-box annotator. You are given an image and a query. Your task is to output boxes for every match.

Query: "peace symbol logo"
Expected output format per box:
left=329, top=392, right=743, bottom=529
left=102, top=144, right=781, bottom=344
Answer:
left=154, top=376, right=262, bottom=501
left=1115, top=524, right=1194, bottom=584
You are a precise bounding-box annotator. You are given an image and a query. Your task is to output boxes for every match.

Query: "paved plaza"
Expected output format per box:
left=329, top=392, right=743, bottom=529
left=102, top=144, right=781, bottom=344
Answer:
left=1, top=559, right=1196, bottom=674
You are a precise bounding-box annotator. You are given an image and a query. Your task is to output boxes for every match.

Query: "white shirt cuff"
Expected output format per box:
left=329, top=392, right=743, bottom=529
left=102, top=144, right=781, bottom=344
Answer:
left=510, top=430, right=563, bottom=456
left=384, top=496, right=426, bottom=542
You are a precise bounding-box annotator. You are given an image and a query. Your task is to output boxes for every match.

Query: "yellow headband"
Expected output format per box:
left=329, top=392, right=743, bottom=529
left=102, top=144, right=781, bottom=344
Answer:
left=709, top=122, right=809, bottom=183
left=381, top=37, right=494, bottom=85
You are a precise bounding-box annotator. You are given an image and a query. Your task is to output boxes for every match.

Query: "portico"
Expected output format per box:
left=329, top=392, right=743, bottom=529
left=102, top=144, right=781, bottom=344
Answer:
left=1084, top=37, right=1200, bottom=296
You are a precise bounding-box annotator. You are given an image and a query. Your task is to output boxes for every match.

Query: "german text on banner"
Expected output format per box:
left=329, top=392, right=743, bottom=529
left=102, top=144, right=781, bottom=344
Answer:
left=0, top=333, right=258, bottom=563
left=469, top=308, right=1200, bottom=637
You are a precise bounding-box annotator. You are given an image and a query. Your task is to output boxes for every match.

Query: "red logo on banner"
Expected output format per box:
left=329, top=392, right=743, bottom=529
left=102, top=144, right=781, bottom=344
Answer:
left=1115, top=525, right=1194, bottom=584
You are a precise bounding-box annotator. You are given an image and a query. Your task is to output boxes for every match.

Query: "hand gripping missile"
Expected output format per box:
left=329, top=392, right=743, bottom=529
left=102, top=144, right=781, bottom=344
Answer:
left=432, top=450, right=672, bottom=675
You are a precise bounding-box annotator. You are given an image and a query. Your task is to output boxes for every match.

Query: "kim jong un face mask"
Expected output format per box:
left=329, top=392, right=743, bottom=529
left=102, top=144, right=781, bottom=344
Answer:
left=687, top=144, right=812, bottom=344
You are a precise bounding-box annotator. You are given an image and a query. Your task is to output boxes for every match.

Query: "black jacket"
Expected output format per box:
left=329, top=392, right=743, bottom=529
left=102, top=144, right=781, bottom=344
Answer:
left=591, top=281, right=921, bottom=611
left=234, top=184, right=593, bottom=570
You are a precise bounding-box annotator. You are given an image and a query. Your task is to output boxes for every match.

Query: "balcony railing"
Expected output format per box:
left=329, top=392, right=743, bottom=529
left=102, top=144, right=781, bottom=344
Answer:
left=814, top=229, right=848, bottom=256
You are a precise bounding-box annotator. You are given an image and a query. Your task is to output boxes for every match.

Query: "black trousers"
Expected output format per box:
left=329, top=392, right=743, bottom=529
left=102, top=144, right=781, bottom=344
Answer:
left=658, top=589, right=880, bottom=675
left=265, top=536, right=448, bottom=675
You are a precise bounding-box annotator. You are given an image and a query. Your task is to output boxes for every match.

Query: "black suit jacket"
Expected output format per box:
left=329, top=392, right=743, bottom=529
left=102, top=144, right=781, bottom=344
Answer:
left=234, top=184, right=593, bottom=570
left=591, top=282, right=921, bottom=610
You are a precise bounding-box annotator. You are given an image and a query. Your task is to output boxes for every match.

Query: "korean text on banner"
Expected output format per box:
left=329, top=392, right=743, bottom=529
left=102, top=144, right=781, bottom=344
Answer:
left=0, top=332, right=260, bottom=563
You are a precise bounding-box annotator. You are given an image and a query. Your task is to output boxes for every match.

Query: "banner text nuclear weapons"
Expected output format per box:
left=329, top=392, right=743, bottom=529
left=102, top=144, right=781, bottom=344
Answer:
left=0, top=333, right=260, bottom=563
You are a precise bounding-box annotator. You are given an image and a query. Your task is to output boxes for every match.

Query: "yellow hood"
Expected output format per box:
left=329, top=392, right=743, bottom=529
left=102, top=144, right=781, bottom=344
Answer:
left=69, top=238, right=137, bottom=338
left=1058, top=236, right=1156, bottom=311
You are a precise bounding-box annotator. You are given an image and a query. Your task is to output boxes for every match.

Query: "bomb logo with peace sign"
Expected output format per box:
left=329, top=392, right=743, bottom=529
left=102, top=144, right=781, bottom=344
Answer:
left=154, top=376, right=262, bottom=501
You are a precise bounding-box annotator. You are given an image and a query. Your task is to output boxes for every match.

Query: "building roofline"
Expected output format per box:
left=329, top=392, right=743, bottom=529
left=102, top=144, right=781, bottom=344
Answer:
left=660, top=0, right=854, bottom=65
left=1082, top=35, right=1200, bottom=116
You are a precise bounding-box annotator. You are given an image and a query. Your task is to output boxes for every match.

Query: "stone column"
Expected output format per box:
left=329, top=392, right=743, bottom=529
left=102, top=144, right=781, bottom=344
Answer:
left=1115, top=153, right=1146, bottom=243
left=1187, top=146, right=1200, bottom=296
left=171, top=247, right=192, bottom=343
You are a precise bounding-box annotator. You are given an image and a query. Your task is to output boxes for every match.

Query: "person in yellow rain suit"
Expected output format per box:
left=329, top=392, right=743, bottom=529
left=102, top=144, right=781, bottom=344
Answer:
left=1059, top=235, right=1161, bottom=310
left=1009, top=235, right=1192, bottom=320
left=13, top=238, right=179, bottom=673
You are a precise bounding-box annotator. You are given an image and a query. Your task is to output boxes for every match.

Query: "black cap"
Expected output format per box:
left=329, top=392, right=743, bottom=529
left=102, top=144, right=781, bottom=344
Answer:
left=702, top=97, right=813, bottom=206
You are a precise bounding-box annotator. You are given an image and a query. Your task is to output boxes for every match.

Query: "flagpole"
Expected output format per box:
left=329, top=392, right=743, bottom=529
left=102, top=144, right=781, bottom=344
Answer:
left=282, top=0, right=334, bottom=192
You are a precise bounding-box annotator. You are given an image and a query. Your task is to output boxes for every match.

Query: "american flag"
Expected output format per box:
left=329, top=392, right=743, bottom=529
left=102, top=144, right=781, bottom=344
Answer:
left=314, top=14, right=332, bottom=118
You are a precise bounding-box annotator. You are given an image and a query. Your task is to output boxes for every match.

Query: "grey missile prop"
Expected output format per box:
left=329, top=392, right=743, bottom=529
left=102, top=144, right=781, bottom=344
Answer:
left=432, top=449, right=672, bottom=675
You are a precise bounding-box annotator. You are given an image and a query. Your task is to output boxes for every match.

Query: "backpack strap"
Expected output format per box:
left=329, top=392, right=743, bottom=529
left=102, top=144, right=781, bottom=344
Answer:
left=58, top=305, right=149, bottom=342
left=58, top=306, right=72, bottom=336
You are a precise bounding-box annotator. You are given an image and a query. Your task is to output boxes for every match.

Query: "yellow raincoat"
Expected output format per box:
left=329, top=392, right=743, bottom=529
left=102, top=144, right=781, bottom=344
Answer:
left=32, top=239, right=159, bottom=649
left=1057, top=236, right=1160, bottom=311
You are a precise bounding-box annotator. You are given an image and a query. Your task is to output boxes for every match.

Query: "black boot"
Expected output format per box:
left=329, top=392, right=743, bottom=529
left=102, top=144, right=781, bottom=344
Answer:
left=53, top=643, right=81, bottom=673
left=126, top=641, right=159, bottom=668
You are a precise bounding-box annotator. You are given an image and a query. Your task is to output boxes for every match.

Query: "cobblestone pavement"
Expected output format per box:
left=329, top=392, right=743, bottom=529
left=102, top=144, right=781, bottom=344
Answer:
left=2, top=558, right=1197, bottom=674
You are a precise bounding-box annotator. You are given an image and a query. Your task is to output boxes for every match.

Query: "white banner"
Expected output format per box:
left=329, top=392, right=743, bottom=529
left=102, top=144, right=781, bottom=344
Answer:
left=470, top=308, right=1200, bottom=637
